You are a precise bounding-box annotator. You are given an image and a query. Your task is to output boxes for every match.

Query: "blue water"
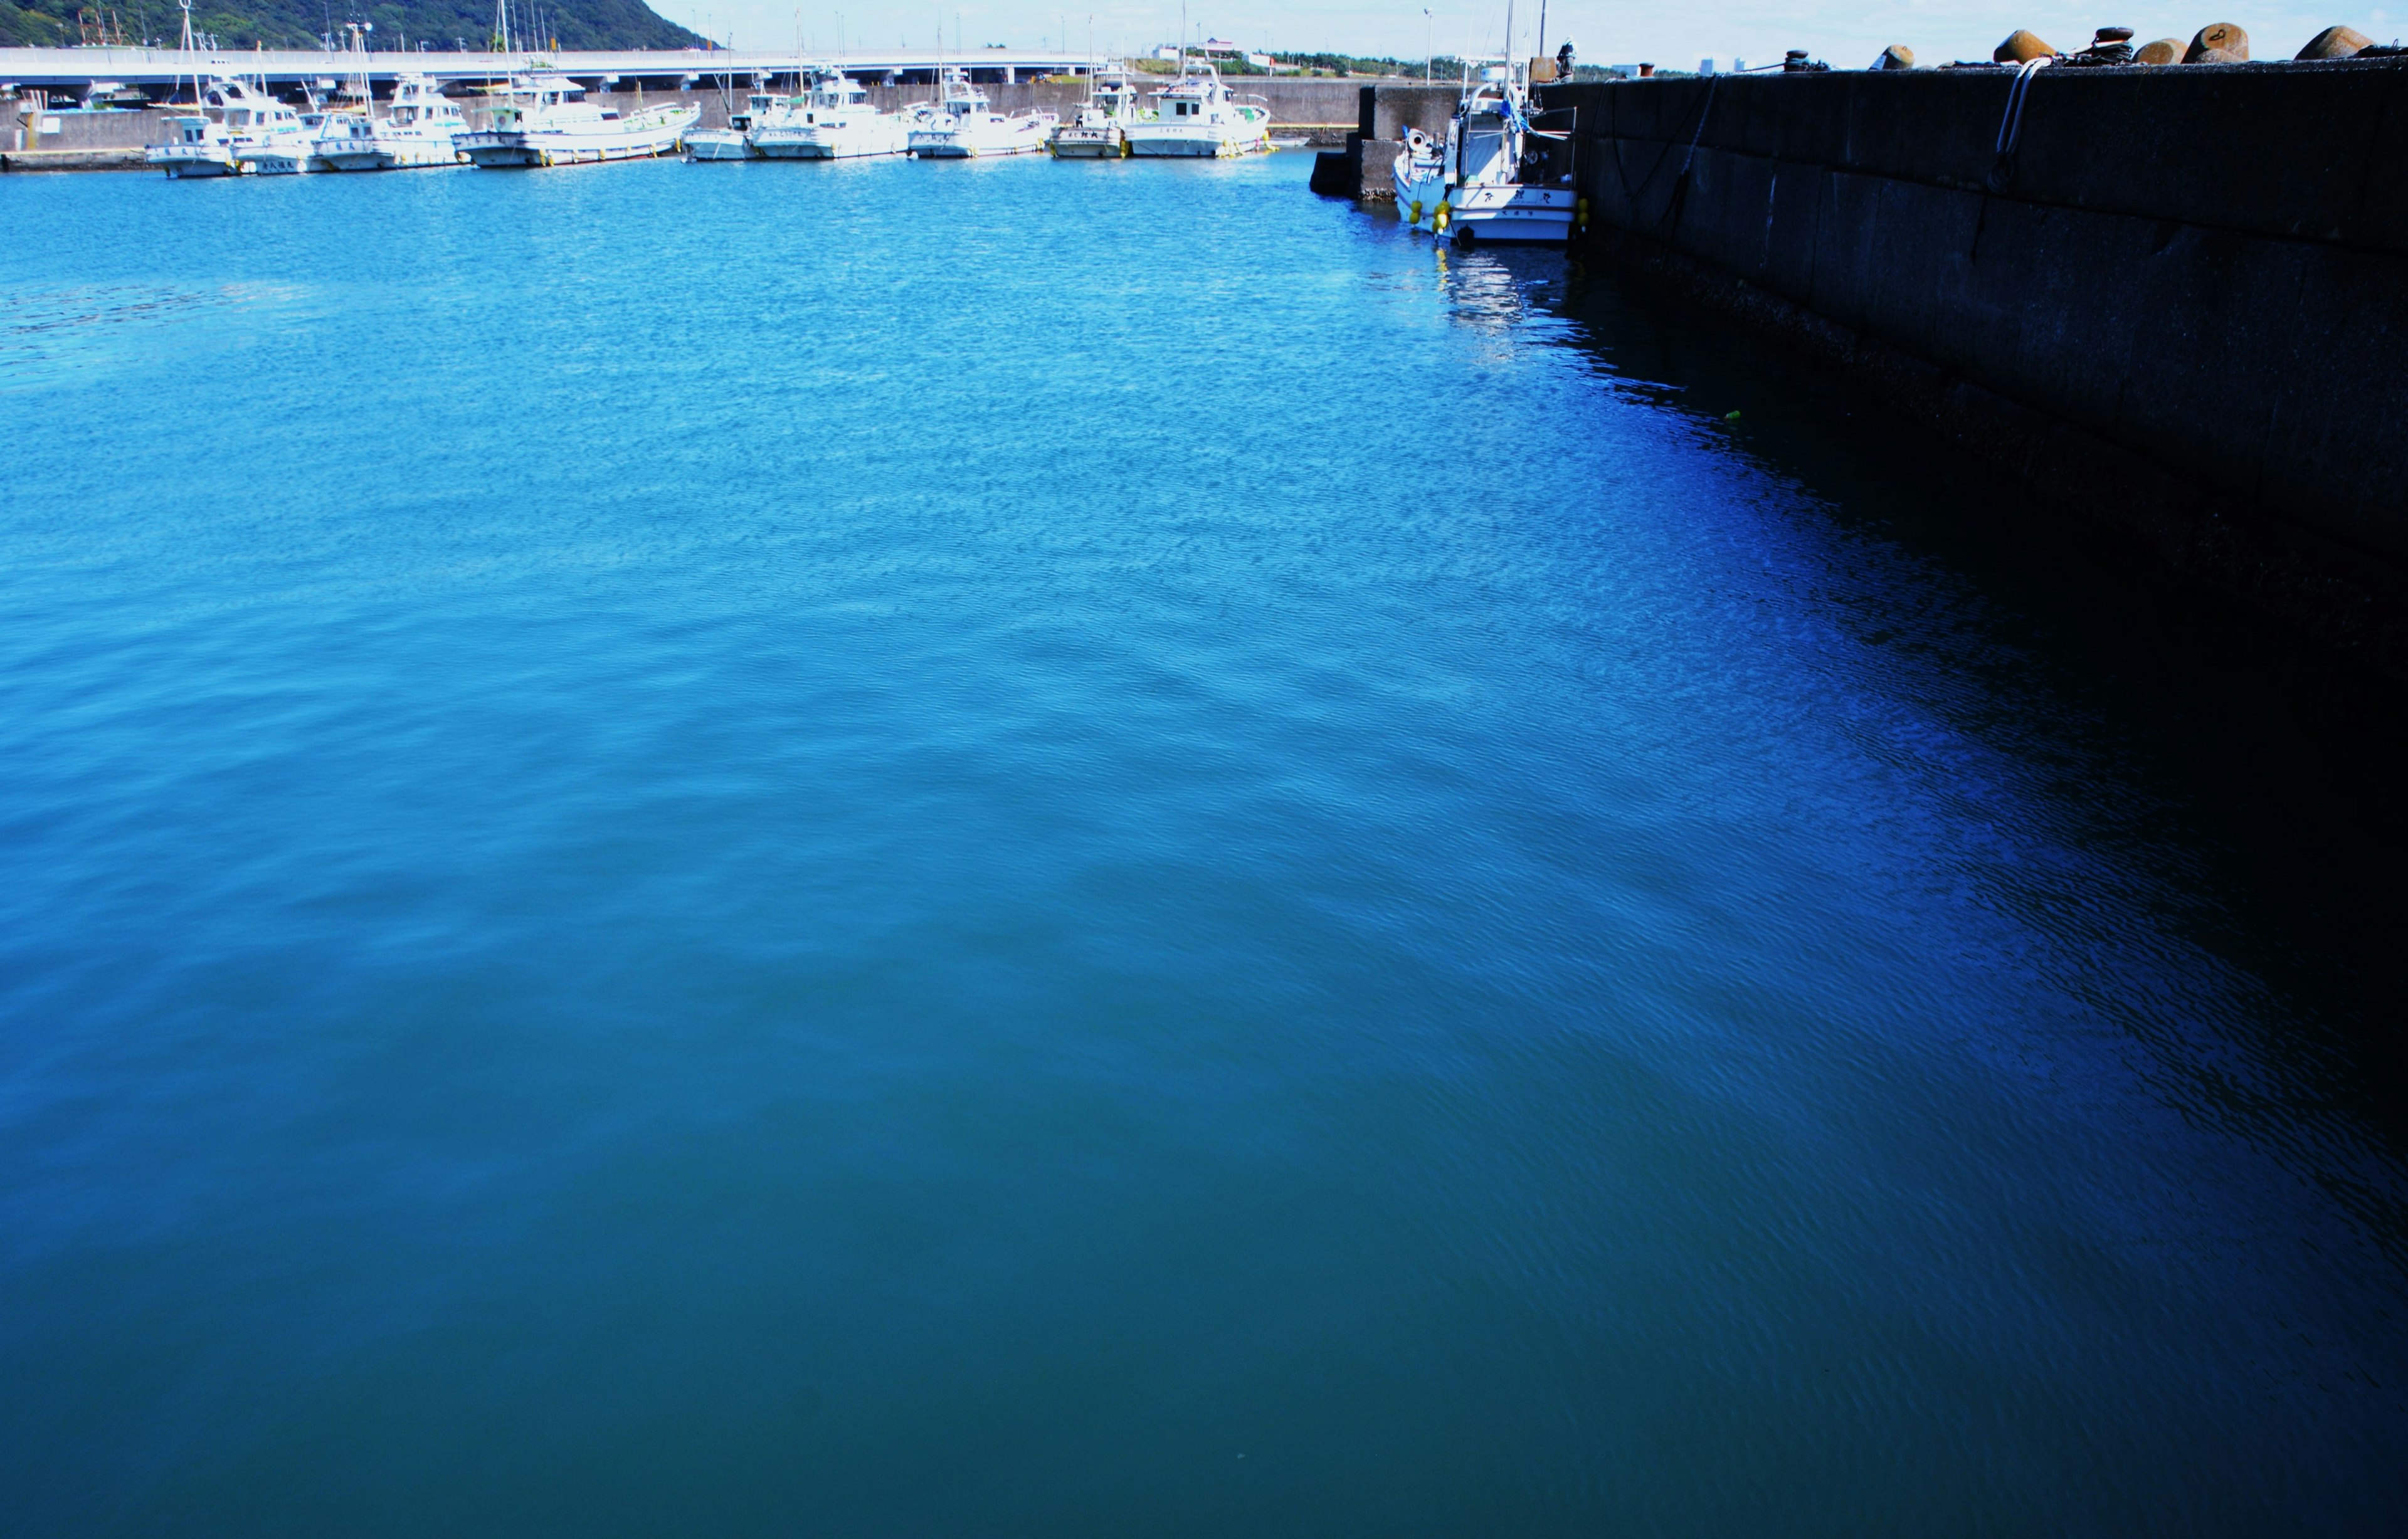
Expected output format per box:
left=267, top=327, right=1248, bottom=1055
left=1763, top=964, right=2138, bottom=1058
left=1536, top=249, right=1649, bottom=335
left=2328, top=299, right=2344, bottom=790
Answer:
left=3, top=155, right=2404, bottom=1535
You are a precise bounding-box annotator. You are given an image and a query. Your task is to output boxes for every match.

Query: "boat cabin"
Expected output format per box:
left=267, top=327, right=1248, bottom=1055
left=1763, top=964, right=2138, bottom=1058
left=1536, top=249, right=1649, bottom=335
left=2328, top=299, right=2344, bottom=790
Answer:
left=386, top=77, right=460, bottom=129
left=806, top=70, right=869, bottom=119
left=191, top=78, right=297, bottom=132
left=1152, top=65, right=1235, bottom=122
left=935, top=68, right=989, bottom=118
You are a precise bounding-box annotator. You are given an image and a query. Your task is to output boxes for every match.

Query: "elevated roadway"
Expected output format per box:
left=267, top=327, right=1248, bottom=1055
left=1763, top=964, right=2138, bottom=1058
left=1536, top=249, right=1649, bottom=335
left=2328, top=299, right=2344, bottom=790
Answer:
left=1, top=46, right=1103, bottom=100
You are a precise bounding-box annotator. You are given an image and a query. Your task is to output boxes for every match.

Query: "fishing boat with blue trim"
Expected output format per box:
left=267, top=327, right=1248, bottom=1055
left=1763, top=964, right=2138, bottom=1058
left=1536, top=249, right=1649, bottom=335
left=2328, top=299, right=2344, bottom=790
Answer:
left=1393, top=53, right=1576, bottom=245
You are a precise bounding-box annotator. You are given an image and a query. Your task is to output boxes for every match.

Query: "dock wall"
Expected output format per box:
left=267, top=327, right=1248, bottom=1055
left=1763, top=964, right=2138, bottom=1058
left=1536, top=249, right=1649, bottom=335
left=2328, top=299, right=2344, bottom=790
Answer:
left=1529, top=63, right=2408, bottom=679
left=1307, top=84, right=1457, bottom=197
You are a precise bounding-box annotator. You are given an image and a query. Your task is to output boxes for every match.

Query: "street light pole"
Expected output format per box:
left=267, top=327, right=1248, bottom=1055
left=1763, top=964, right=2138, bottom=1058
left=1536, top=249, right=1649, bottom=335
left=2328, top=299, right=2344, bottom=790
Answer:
left=1423, top=8, right=1432, bottom=81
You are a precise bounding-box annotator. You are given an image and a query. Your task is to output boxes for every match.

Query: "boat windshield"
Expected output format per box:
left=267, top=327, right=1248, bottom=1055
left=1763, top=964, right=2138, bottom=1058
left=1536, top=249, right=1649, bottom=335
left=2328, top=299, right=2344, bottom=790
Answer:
left=1457, top=110, right=1509, bottom=182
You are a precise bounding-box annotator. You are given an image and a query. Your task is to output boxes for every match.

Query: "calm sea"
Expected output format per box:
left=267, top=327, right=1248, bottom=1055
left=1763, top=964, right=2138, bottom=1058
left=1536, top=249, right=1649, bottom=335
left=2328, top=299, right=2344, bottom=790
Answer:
left=3, top=154, right=2403, bottom=1535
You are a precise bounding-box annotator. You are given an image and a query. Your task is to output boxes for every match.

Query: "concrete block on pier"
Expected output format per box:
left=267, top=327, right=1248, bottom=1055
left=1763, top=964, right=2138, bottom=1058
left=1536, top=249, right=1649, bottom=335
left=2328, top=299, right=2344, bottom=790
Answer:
left=1309, top=133, right=1402, bottom=199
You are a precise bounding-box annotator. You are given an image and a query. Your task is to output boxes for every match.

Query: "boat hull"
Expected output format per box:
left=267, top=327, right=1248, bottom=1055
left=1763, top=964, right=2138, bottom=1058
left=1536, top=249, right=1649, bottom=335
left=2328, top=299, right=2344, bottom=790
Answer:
left=751, top=138, right=903, bottom=159
left=236, top=148, right=315, bottom=174
left=909, top=114, right=1055, bottom=159
left=316, top=139, right=462, bottom=171
left=148, top=149, right=245, bottom=177
left=684, top=130, right=755, bottom=160
left=1394, top=152, right=1575, bottom=244
left=1439, top=183, right=1576, bottom=243
left=1124, top=128, right=1270, bottom=158
left=460, top=129, right=688, bottom=167
left=1048, top=130, right=1126, bottom=158
left=909, top=137, right=1047, bottom=157
left=1393, top=156, right=1445, bottom=216
left=459, top=106, right=697, bottom=169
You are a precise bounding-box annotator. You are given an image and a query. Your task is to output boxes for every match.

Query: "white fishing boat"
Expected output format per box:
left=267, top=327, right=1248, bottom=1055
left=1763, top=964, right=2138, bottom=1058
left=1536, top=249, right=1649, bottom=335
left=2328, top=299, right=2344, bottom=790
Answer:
left=1393, top=46, right=1576, bottom=245
left=751, top=65, right=911, bottom=159
left=456, top=74, right=699, bottom=169
left=144, top=75, right=311, bottom=177
left=906, top=68, right=1055, bottom=158
left=235, top=100, right=329, bottom=174
left=1048, top=68, right=1143, bottom=158
left=142, top=4, right=290, bottom=177
left=1123, top=61, right=1270, bottom=158
left=686, top=88, right=776, bottom=160
left=313, top=74, right=468, bottom=171
left=145, top=93, right=241, bottom=177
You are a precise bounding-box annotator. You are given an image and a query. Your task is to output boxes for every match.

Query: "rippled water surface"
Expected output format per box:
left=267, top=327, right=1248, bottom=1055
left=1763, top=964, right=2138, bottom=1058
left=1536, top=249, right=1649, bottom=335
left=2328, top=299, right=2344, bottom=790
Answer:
left=3, top=155, right=2404, bottom=1535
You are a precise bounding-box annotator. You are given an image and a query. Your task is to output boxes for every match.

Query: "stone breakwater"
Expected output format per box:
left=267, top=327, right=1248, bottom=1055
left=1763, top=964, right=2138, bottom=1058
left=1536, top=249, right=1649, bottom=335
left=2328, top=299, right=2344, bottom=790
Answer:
left=1323, top=58, right=2408, bottom=690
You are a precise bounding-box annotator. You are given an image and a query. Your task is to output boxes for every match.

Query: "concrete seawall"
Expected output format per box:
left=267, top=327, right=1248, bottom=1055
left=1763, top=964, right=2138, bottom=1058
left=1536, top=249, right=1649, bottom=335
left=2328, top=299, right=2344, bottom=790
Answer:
left=1307, top=85, right=1457, bottom=198
left=1534, top=63, right=2408, bottom=680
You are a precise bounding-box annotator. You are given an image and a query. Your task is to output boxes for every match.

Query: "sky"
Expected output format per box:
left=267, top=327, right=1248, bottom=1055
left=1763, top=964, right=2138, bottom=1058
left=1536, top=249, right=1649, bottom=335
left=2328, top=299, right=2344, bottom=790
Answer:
left=650, top=3, right=2399, bottom=70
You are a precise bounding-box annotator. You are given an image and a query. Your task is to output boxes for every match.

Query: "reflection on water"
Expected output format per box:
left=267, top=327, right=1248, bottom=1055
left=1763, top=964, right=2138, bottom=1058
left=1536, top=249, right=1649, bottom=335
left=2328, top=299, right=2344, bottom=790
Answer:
left=0, top=281, right=307, bottom=383
left=1533, top=248, right=2408, bottom=1213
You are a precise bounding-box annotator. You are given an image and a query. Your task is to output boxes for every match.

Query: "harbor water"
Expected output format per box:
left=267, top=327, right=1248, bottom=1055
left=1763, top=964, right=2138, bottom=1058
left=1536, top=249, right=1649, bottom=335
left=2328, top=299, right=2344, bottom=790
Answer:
left=3, top=157, right=2404, bottom=1533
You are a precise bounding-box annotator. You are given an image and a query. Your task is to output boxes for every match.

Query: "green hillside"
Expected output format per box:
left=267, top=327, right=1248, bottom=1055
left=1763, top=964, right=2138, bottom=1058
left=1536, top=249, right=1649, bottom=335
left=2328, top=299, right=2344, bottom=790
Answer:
left=1, top=1, right=704, bottom=50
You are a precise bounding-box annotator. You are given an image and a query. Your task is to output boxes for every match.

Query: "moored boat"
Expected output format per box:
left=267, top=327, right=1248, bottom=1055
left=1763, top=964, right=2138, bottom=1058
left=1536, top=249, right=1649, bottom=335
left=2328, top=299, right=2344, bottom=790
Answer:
left=750, top=65, right=911, bottom=159
left=1048, top=68, right=1143, bottom=158
left=685, top=89, right=776, bottom=160
left=457, top=75, right=699, bottom=169
left=906, top=67, right=1055, bottom=158
left=145, top=75, right=310, bottom=177
left=314, top=74, right=468, bottom=171
left=1122, top=61, right=1270, bottom=158
left=1392, top=55, right=1575, bottom=246
left=145, top=100, right=241, bottom=177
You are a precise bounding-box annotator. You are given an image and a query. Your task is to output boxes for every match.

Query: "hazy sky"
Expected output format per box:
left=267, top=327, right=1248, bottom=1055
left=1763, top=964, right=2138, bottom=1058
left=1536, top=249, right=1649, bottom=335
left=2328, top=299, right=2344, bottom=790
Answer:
left=651, top=3, right=2395, bottom=71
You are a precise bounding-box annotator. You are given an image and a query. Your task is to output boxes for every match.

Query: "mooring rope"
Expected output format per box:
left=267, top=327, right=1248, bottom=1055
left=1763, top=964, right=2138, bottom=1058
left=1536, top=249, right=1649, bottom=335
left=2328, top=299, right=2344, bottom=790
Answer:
left=1610, top=74, right=1722, bottom=229
left=1988, top=56, right=2051, bottom=191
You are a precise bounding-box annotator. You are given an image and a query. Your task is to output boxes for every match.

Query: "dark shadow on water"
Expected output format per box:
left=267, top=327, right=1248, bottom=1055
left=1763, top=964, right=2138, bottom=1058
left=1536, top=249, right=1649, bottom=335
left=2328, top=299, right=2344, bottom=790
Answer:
left=1434, top=246, right=2408, bottom=1181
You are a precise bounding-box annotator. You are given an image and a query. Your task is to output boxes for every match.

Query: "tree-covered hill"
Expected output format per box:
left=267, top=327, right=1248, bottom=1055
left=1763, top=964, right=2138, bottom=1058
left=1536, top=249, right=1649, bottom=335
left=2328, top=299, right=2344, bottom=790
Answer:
left=1, top=0, right=704, bottom=50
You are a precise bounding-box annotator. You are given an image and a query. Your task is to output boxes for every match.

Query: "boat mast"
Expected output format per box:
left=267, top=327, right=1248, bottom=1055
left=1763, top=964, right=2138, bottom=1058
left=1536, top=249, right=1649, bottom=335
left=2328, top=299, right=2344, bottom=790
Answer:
left=173, top=0, right=195, bottom=107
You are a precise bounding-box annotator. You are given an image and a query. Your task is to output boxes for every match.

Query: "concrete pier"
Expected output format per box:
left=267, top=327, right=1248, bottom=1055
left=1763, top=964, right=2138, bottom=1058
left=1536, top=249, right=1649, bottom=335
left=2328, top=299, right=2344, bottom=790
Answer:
left=1328, top=63, right=2408, bottom=683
